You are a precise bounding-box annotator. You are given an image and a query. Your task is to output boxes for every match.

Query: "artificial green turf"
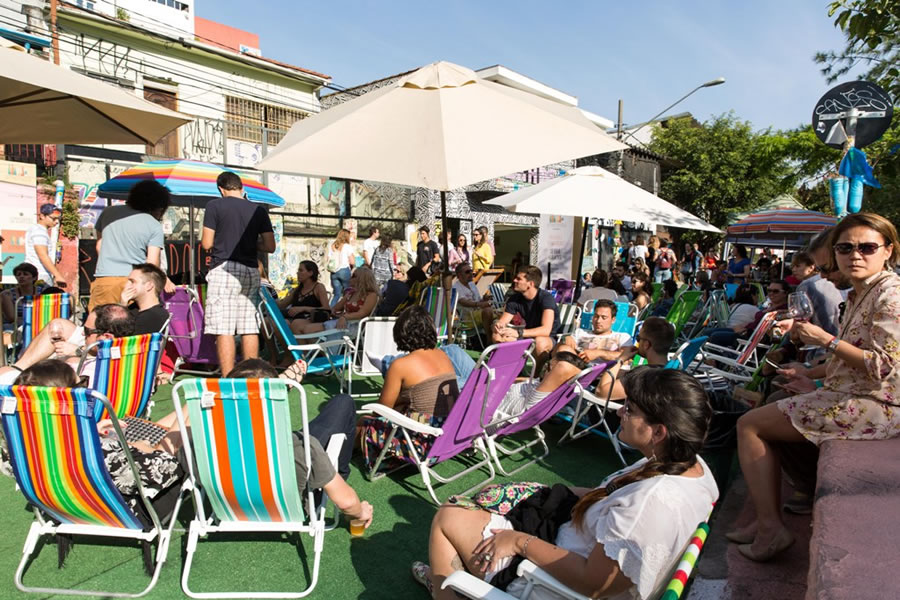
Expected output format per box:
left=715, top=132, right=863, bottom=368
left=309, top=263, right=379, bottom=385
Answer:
left=0, top=371, right=736, bottom=599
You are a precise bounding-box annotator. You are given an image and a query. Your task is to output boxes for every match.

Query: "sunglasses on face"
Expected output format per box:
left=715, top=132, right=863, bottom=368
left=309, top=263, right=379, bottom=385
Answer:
left=833, top=242, right=886, bottom=256
left=84, top=326, right=103, bottom=336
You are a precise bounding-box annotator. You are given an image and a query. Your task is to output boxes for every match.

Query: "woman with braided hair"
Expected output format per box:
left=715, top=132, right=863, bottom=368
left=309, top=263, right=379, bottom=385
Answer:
left=412, top=368, right=719, bottom=599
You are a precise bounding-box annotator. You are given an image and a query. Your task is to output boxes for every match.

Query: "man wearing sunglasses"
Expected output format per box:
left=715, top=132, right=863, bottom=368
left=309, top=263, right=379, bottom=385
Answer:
left=0, top=304, right=134, bottom=386
left=452, top=263, right=494, bottom=339
left=24, top=203, right=65, bottom=288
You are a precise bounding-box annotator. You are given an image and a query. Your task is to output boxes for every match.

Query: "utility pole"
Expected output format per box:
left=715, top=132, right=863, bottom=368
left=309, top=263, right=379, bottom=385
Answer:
left=50, top=0, right=60, bottom=64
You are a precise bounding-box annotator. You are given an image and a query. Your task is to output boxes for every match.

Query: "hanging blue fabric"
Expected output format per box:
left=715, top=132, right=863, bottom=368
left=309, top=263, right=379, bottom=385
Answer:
left=839, top=148, right=881, bottom=189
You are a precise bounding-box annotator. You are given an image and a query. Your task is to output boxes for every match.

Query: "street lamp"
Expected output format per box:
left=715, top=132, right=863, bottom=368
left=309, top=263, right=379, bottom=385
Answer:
left=621, top=77, right=726, bottom=145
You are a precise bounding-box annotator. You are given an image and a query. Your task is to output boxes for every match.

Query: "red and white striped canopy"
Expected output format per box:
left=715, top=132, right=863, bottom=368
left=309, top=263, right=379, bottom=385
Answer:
left=727, top=209, right=836, bottom=236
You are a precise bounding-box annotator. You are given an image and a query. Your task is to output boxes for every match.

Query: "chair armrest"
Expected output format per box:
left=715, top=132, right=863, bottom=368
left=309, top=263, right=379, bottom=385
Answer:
left=517, top=561, right=591, bottom=600
left=581, top=390, right=624, bottom=413
left=324, top=434, right=345, bottom=470
left=359, top=403, right=443, bottom=436
left=441, top=571, right=517, bottom=600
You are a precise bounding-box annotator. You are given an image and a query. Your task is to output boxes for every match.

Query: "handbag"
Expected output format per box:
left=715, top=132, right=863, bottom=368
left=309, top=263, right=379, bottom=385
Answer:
left=446, top=481, right=547, bottom=515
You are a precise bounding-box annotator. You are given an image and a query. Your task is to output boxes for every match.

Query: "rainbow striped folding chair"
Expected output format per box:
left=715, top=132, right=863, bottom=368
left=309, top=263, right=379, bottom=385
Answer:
left=419, top=285, right=459, bottom=342
left=172, top=377, right=325, bottom=598
left=0, top=385, right=182, bottom=597
left=660, top=520, right=711, bottom=600
left=13, top=293, right=73, bottom=357
left=80, top=332, right=165, bottom=421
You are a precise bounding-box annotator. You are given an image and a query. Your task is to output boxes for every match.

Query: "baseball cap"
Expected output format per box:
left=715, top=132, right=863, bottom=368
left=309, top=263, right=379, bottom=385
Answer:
left=39, top=203, right=62, bottom=216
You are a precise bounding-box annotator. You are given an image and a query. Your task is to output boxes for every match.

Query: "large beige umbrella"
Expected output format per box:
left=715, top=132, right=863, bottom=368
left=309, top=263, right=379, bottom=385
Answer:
left=0, top=47, right=191, bottom=144
left=258, top=61, right=626, bottom=190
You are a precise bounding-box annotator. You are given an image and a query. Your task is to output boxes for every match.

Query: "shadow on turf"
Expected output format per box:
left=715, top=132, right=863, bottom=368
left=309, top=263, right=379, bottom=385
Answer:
left=350, top=494, right=436, bottom=599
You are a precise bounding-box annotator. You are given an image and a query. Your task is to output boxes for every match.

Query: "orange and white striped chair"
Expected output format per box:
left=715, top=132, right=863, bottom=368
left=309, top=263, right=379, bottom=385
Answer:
left=172, top=377, right=331, bottom=598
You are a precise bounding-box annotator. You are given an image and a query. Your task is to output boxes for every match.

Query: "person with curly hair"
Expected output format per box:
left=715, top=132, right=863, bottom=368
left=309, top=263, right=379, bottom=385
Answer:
left=356, top=304, right=459, bottom=471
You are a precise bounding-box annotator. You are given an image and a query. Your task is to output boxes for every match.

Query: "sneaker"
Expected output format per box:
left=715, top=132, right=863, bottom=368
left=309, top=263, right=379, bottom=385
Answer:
left=410, top=561, right=433, bottom=595
left=783, top=491, right=813, bottom=515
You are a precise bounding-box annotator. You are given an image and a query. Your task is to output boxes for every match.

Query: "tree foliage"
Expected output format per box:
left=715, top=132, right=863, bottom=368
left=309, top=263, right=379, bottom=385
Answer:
left=646, top=114, right=796, bottom=229
left=815, top=0, right=899, bottom=100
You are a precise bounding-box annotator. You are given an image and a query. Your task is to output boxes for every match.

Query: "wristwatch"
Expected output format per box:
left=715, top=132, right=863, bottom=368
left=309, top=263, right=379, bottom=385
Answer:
left=826, top=337, right=840, bottom=353
left=517, top=328, right=524, bottom=339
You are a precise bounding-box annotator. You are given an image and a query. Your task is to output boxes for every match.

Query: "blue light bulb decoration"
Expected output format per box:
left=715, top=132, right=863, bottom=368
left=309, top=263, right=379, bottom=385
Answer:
left=830, top=176, right=848, bottom=217
left=848, top=177, right=864, bottom=213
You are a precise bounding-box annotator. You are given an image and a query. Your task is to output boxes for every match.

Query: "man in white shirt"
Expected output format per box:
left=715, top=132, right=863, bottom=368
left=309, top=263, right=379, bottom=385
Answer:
left=362, top=226, right=380, bottom=267
left=452, top=263, right=493, bottom=338
left=559, top=299, right=632, bottom=364
left=24, top=203, right=64, bottom=287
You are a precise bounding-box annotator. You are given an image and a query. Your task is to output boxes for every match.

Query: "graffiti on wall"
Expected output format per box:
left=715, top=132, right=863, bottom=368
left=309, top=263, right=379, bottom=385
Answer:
left=181, top=118, right=225, bottom=163
left=70, top=161, right=128, bottom=228
left=72, top=35, right=139, bottom=81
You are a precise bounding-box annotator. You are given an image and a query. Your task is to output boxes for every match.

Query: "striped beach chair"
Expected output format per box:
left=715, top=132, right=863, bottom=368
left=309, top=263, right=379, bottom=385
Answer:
left=14, top=293, right=73, bottom=357
left=0, top=385, right=182, bottom=597
left=489, top=283, right=507, bottom=310
left=660, top=520, right=711, bottom=600
left=419, top=285, right=459, bottom=342
left=555, top=303, right=582, bottom=341
left=81, top=332, right=165, bottom=421
left=172, top=377, right=326, bottom=598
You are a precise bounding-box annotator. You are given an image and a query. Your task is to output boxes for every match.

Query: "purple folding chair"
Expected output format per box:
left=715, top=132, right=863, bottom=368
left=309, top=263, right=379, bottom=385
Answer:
left=485, top=360, right=614, bottom=476
left=162, top=287, right=220, bottom=376
left=360, top=339, right=534, bottom=504
left=551, top=279, right=576, bottom=305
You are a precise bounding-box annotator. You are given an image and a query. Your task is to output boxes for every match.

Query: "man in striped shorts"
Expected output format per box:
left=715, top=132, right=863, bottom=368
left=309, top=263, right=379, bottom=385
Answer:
left=201, top=172, right=275, bottom=375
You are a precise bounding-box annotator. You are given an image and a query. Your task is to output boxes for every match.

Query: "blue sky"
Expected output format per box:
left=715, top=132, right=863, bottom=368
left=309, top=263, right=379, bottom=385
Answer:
left=201, top=1, right=859, bottom=132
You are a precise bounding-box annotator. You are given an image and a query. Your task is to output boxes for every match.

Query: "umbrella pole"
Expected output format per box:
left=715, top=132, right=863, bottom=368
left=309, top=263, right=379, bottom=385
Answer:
left=781, top=238, right=786, bottom=279
left=573, top=217, right=589, bottom=301
left=440, top=190, right=453, bottom=343
left=189, top=203, right=196, bottom=288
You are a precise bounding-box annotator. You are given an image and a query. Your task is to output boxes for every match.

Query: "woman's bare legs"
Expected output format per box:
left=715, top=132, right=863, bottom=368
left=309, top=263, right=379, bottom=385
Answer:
left=289, top=318, right=312, bottom=335
left=428, top=505, right=493, bottom=599
left=736, top=402, right=808, bottom=553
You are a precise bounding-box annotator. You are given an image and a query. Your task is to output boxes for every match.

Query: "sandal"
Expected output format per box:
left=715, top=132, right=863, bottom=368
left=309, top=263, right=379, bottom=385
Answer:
left=280, top=359, right=308, bottom=384
left=410, top=561, right=433, bottom=595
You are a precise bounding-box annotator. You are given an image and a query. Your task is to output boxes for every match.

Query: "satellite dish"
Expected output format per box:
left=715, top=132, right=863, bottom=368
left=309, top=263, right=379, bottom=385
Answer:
left=812, top=81, right=893, bottom=149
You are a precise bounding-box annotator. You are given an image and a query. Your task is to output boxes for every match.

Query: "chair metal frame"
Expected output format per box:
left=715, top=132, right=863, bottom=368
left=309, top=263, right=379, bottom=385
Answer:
left=485, top=361, right=613, bottom=476
left=359, top=340, right=535, bottom=504
left=1, top=385, right=184, bottom=598
left=345, top=316, right=398, bottom=397
left=257, top=287, right=350, bottom=391
left=172, top=377, right=328, bottom=599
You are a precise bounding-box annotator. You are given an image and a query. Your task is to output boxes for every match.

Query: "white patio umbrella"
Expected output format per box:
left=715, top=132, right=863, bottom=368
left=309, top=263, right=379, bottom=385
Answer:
left=484, top=165, right=720, bottom=297
left=258, top=61, right=626, bottom=191
left=484, top=166, right=720, bottom=232
left=0, top=47, right=191, bottom=144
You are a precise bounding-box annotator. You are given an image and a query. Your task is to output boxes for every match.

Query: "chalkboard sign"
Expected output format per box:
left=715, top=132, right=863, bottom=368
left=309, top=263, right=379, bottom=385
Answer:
left=79, top=239, right=211, bottom=294
left=812, top=81, right=893, bottom=149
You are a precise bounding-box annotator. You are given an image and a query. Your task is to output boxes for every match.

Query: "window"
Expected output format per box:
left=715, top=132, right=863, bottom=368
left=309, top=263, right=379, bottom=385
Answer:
left=225, top=96, right=308, bottom=145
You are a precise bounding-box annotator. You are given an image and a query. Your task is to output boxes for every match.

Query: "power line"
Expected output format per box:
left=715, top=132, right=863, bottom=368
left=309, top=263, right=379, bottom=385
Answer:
left=0, top=13, right=326, bottom=113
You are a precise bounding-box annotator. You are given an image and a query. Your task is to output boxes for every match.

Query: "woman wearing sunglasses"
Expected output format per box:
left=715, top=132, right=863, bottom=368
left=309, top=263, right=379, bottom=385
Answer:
left=732, top=212, right=900, bottom=562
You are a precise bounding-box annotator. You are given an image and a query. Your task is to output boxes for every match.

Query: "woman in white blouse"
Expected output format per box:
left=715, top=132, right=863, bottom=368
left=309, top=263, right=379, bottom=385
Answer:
left=414, top=368, right=719, bottom=600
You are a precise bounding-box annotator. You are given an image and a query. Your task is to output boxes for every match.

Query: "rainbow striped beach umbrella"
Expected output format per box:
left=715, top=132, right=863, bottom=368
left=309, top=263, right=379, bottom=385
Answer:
left=97, top=159, right=284, bottom=207
left=726, top=209, right=836, bottom=236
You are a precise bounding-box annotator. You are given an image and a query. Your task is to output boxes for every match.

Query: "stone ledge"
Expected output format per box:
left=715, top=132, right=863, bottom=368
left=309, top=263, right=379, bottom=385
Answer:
left=807, top=437, right=900, bottom=600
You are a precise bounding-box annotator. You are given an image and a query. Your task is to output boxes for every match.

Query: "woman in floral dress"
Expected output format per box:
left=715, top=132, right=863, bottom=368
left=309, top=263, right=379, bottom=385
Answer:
left=732, top=213, right=900, bottom=562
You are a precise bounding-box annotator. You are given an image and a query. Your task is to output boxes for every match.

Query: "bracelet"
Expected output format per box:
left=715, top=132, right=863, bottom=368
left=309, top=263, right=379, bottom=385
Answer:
left=521, top=535, right=535, bottom=557
left=826, top=336, right=840, bottom=353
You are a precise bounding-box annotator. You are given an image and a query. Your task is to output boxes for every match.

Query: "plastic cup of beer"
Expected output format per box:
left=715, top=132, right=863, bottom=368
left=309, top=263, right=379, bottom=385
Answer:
left=350, top=519, right=366, bottom=537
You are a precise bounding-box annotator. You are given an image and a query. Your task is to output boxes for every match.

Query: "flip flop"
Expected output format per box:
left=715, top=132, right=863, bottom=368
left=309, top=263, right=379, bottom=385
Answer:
left=410, top=561, right=433, bottom=595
